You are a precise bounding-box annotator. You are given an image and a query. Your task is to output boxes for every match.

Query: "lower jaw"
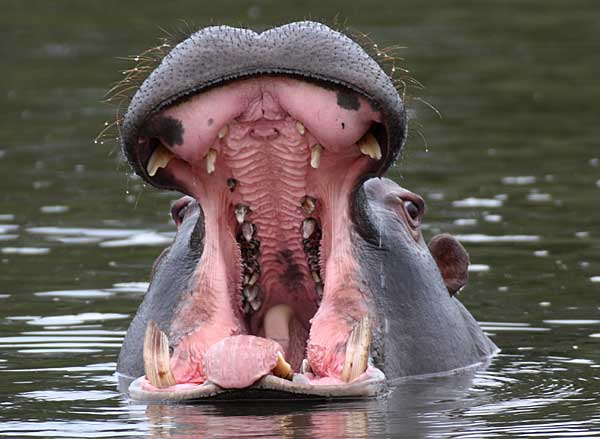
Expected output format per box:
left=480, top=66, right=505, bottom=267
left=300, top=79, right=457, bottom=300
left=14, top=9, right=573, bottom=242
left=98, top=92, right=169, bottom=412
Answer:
left=137, top=98, right=384, bottom=397
left=129, top=366, right=386, bottom=401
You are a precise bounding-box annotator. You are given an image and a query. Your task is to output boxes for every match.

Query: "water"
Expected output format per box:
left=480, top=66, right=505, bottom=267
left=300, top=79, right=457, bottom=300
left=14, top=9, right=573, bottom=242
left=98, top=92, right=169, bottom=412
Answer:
left=2, top=1, right=600, bottom=437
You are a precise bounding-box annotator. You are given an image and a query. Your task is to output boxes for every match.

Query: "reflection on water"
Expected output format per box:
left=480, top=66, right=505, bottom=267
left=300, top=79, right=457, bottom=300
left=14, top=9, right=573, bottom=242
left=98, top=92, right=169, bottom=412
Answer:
left=2, top=0, right=600, bottom=437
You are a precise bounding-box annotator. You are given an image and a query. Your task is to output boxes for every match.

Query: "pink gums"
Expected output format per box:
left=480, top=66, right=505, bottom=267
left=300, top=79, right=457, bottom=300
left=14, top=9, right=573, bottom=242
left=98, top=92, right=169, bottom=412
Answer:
left=150, top=77, right=381, bottom=385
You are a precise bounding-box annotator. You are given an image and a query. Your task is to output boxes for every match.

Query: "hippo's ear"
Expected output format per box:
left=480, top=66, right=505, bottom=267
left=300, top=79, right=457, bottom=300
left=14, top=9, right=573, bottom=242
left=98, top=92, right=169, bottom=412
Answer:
left=428, top=234, right=469, bottom=296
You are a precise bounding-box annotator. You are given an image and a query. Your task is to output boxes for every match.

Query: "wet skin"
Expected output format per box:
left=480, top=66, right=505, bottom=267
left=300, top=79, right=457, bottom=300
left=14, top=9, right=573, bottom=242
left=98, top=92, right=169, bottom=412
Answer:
left=115, top=21, right=497, bottom=401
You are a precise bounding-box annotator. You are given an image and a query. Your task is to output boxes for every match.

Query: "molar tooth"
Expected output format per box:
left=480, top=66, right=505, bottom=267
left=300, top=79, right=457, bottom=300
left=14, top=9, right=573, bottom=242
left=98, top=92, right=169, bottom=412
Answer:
left=147, top=145, right=175, bottom=177
left=243, top=284, right=259, bottom=302
left=206, top=148, right=217, bottom=174
left=311, top=270, right=322, bottom=283
left=248, top=271, right=259, bottom=286
left=227, top=178, right=237, bottom=192
left=272, top=352, right=293, bottom=380
left=143, top=320, right=176, bottom=389
left=341, top=315, right=372, bottom=383
left=302, top=218, right=318, bottom=239
left=357, top=133, right=382, bottom=160
left=241, top=222, right=255, bottom=242
left=234, top=204, right=250, bottom=224
left=295, top=121, right=306, bottom=135
left=243, top=302, right=251, bottom=314
left=218, top=125, right=229, bottom=139
left=301, top=196, right=317, bottom=214
left=315, top=282, right=324, bottom=297
left=310, top=144, right=323, bottom=169
left=249, top=296, right=262, bottom=311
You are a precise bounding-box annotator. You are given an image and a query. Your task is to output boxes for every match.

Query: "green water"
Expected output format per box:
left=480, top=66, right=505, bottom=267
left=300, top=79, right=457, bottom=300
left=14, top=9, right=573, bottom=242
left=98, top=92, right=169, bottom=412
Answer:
left=1, top=1, right=599, bottom=437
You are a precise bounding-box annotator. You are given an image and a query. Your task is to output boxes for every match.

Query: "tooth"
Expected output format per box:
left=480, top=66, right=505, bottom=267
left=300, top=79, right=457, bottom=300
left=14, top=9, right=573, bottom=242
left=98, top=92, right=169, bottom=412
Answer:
left=248, top=271, right=259, bottom=286
left=341, top=315, right=372, bottom=382
left=227, top=178, right=237, bottom=192
left=143, top=320, right=176, bottom=388
left=272, top=352, right=293, bottom=380
left=249, top=296, right=262, bottom=312
left=234, top=204, right=250, bottom=224
left=357, top=133, right=382, bottom=160
left=302, top=218, right=317, bottom=239
left=243, top=284, right=259, bottom=302
left=315, top=282, right=324, bottom=297
left=295, top=121, right=306, bottom=135
left=310, top=144, right=323, bottom=169
left=301, top=196, right=317, bottom=214
left=205, top=148, right=217, bottom=174
left=311, top=270, right=321, bottom=283
left=147, top=145, right=175, bottom=177
left=218, top=125, right=229, bottom=139
left=243, top=302, right=251, bottom=314
left=301, top=358, right=313, bottom=374
left=242, top=222, right=254, bottom=242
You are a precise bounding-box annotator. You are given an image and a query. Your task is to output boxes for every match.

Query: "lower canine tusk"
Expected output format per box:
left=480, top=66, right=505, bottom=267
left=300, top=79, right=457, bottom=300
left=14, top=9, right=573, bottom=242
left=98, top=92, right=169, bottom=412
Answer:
left=341, top=315, right=372, bottom=382
left=143, top=320, right=177, bottom=388
left=272, top=352, right=293, bottom=380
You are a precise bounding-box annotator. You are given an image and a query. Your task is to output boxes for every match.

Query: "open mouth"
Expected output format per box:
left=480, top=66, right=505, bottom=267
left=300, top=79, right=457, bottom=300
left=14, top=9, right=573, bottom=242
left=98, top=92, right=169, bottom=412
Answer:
left=128, top=76, right=390, bottom=400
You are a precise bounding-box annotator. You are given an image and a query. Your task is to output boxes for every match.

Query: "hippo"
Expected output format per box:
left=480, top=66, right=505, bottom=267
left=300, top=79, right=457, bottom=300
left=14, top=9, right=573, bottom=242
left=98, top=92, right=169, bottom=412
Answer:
left=115, top=21, right=498, bottom=401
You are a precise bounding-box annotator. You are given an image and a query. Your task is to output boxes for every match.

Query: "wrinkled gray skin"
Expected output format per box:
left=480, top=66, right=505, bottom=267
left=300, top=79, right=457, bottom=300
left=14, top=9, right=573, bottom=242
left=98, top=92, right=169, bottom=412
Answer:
left=116, top=21, right=498, bottom=391
left=355, top=179, right=497, bottom=378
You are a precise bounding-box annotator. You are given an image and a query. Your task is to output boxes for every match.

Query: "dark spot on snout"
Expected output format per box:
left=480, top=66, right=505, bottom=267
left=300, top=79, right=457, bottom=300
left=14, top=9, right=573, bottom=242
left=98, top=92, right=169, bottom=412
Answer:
left=336, top=90, right=361, bottom=111
left=277, top=249, right=303, bottom=289
left=140, top=115, right=184, bottom=147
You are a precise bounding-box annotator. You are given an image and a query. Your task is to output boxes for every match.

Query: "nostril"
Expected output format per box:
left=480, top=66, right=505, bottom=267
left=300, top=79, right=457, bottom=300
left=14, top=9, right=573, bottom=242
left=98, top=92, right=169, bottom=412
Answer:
left=170, top=196, right=194, bottom=226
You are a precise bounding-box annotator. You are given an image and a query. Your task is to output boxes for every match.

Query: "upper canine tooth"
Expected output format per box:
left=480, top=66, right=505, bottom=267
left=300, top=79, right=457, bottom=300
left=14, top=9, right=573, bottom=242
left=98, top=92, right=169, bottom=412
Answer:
left=357, top=133, right=382, bottom=160
left=218, top=125, right=229, bottom=139
left=206, top=148, right=217, bottom=174
left=234, top=204, right=250, bottom=224
left=143, top=320, right=176, bottom=388
left=341, top=315, right=372, bottom=383
left=295, top=121, right=306, bottom=135
left=147, top=145, right=174, bottom=177
left=310, top=144, right=323, bottom=169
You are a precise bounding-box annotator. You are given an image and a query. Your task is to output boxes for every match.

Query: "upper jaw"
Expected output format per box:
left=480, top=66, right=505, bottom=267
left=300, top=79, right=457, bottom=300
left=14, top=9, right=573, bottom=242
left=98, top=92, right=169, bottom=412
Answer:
left=120, top=21, right=407, bottom=189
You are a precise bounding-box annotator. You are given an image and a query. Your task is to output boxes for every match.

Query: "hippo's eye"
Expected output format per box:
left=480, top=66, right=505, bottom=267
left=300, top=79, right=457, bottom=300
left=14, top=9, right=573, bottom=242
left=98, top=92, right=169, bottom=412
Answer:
left=170, top=196, right=194, bottom=227
left=405, top=201, right=420, bottom=221
left=399, top=196, right=424, bottom=229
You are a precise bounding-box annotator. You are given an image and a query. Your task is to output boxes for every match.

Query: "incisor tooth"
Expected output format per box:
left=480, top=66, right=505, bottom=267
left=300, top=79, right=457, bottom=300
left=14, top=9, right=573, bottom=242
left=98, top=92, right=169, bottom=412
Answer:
left=206, top=148, right=217, bottom=174
left=143, top=320, right=176, bottom=388
left=341, top=315, right=372, bottom=382
left=147, top=145, right=175, bottom=177
left=218, top=125, right=229, bottom=139
left=310, top=144, right=323, bottom=169
left=357, top=133, right=382, bottom=160
left=295, top=121, right=306, bottom=135
left=272, top=352, right=293, bottom=380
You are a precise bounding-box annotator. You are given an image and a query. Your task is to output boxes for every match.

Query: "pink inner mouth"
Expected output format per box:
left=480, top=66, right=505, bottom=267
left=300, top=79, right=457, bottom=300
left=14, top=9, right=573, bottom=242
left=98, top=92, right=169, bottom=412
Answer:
left=140, top=77, right=383, bottom=389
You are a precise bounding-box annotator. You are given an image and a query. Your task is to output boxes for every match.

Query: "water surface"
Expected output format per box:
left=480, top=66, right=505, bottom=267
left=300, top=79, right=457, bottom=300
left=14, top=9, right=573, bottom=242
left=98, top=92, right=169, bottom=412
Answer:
left=1, top=1, right=599, bottom=437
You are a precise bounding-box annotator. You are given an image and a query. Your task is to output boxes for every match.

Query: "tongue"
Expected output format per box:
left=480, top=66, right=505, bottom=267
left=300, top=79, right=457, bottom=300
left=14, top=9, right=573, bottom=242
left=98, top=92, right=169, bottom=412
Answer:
left=203, top=335, right=284, bottom=389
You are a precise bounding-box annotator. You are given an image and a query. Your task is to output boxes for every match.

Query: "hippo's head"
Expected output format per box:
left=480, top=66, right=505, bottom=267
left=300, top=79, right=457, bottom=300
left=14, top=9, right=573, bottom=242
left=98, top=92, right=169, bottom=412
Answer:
left=116, top=21, right=497, bottom=401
